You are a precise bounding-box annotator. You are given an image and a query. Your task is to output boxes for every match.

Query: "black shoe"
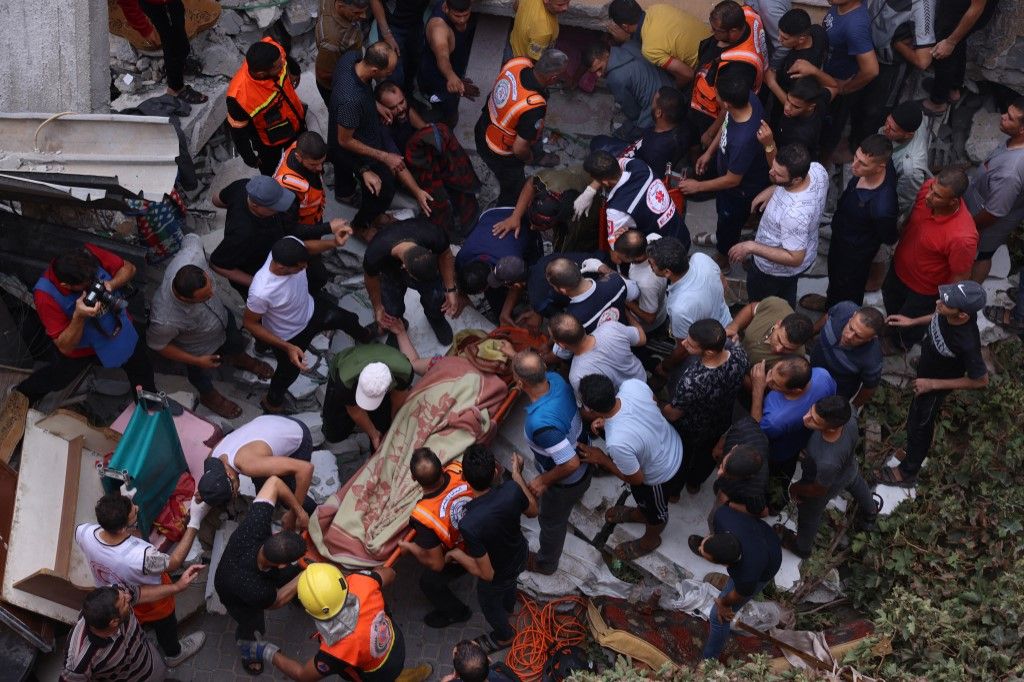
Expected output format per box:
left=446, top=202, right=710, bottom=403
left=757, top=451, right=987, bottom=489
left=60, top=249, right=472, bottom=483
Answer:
left=688, top=534, right=704, bottom=557
left=423, top=607, right=471, bottom=629
left=426, top=316, right=453, bottom=346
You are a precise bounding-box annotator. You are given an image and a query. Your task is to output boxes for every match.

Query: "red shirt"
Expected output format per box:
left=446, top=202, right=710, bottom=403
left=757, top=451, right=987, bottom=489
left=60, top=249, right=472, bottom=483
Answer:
left=35, top=244, right=126, bottom=358
left=893, top=179, right=978, bottom=296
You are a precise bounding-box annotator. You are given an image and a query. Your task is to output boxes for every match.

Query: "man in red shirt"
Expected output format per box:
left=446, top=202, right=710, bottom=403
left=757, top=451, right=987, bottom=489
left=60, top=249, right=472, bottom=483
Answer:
left=883, top=168, right=977, bottom=350
left=17, top=244, right=156, bottom=405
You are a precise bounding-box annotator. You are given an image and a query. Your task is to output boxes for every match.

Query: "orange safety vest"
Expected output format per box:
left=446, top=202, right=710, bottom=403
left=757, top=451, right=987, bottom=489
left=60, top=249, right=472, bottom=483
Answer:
left=485, top=58, right=547, bottom=157
left=226, top=38, right=305, bottom=148
left=691, top=5, right=768, bottom=118
left=409, top=462, right=474, bottom=551
left=273, top=142, right=325, bottom=225
left=319, top=574, right=396, bottom=674
left=132, top=573, right=175, bottom=623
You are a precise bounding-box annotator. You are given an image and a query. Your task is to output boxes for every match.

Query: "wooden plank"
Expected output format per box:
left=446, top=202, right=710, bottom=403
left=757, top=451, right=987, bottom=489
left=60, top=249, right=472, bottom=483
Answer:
left=54, top=437, right=84, bottom=577
left=13, top=571, right=90, bottom=612
left=35, top=409, right=120, bottom=458
left=0, top=379, right=29, bottom=465
left=0, top=461, right=17, bottom=586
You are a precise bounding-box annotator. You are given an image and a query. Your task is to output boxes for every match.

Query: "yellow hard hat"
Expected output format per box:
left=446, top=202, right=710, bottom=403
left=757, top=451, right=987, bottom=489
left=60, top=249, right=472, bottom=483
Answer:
left=297, top=563, right=349, bottom=620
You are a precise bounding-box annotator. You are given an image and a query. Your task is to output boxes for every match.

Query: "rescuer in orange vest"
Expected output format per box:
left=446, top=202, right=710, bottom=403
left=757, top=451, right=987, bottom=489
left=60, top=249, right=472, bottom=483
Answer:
left=473, top=49, right=569, bottom=206
left=241, top=562, right=433, bottom=682
left=227, top=38, right=307, bottom=175
left=397, top=448, right=477, bottom=629
left=273, top=132, right=328, bottom=226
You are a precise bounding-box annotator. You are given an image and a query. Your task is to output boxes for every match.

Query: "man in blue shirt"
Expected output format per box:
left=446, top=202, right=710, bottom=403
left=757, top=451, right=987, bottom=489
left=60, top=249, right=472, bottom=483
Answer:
left=811, top=302, right=884, bottom=405
left=513, top=350, right=592, bottom=575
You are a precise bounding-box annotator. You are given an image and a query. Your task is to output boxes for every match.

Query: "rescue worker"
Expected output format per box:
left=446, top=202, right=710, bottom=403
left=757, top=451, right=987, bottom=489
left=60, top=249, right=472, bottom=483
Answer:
left=578, top=150, right=688, bottom=249
left=398, top=448, right=477, bottom=628
left=227, top=38, right=307, bottom=175
left=474, top=49, right=569, bottom=206
left=242, top=562, right=433, bottom=682
left=273, top=131, right=329, bottom=226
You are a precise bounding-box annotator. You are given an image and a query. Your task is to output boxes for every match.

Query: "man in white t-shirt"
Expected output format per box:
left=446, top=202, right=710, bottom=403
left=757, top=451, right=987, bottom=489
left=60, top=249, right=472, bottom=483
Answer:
left=611, top=230, right=668, bottom=334
left=548, top=312, right=647, bottom=400
left=577, top=375, right=685, bottom=560
left=728, top=143, right=827, bottom=307
left=243, top=236, right=375, bottom=412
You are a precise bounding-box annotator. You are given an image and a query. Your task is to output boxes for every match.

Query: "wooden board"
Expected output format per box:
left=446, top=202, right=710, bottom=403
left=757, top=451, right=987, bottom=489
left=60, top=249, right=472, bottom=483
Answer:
left=35, top=409, right=120, bottom=458
left=0, top=380, right=28, bottom=464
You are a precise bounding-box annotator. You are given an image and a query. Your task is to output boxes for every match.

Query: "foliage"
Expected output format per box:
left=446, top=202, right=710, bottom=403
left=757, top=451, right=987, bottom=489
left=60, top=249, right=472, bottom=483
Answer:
left=570, top=655, right=822, bottom=682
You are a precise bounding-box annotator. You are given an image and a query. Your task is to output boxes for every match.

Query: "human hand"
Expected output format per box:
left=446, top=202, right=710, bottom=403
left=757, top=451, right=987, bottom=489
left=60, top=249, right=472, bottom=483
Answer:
left=511, top=452, right=525, bottom=475
left=787, top=58, right=818, bottom=78
left=695, top=152, right=714, bottom=176
left=573, top=185, right=597, bottom=219
left=376, top=100, right=394, bottom=125
left=383, top=32, right=400, bottom=57
left=375, top=307, right=402, bottom=331
left=330, top=218, right=353, bottom=246
left=714, top=597, right=735, bottom=623
left=580, top=258, right=604, bottom=275
left=590, top=418, right=606, bottom=435
left=700, top=128, right=717, bottom=149
left=369, top=429, right=383, bottom=451
left=756, top=120, right=775, bottom=148
left=195, top=354, right=222, bottom=369
left=728, top=241, right=755, bottom=264
left=187, top=499, right=212, bottom=530
left=362, top=170, right=383, bottom=196
left=885, top=314, right=914, bottom=327
left=416, top=189, right=434, bottom=216
left=73, top=292, right=103, bottom=319
left=516, top=310, right=542, bottom=334
left=605, top=19, right=630, bottom=43
left=286, top=343, right=308, bottom=370
left=679, top=178, right=703, bottom=195
left=462, top=79, right=480, bottom=99
left=446, top=74, right=465, bottom=95
left=492, top=215, right=520, bottom=239
left=383, top=152, right=405, bottom=174
left=175, top=563, right=206, bottom=591
left=750, top=360, right=767, bottom=388
left=442, top=291, right=468, bottom=318
left=912, top=378, right=936, bottom=396
left=528, top=477, right=548, bottom=498
left=931, top=38, right=955, bottom=60
left=724, top=324, right=739, bottom=342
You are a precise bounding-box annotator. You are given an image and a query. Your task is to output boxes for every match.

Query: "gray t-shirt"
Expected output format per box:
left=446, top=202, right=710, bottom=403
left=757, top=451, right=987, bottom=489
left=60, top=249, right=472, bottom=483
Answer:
left=604, top=379, right=683, bottom=485
left=965, top=144, right=1024, bottom=252
left=568, top=322, right=646, bottom=399
left=803, top=415, right=860, bottom=496
left=147, top=234, right=229, bottom=355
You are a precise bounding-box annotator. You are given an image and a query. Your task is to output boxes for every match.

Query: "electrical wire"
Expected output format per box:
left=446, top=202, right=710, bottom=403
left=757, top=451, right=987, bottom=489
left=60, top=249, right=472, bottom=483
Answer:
left=507, top=594, right=589, bottom=682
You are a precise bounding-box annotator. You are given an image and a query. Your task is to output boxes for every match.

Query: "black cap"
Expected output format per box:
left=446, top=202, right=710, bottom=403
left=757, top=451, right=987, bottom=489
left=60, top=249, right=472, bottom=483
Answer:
left=891, top=101, right=923, bottom=134
left=197, top=458, right=233, bottom=506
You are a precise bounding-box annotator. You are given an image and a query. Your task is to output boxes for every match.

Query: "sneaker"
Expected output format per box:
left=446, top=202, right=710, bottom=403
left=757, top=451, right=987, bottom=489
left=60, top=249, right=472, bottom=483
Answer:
left=165, top=632, right=205, bottom=667
left=395, top=663, right=433, bottom=682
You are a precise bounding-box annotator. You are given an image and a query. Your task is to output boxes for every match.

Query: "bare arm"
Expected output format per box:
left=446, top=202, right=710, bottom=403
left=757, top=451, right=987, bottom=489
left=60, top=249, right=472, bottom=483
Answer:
left=164, top=527, right=200, bottom=572
left=243, top=308, right=291, bottom=351
left=943, top=0, right=988, bottom=47
left=107, top=261, right=136, bottom=292
left=138, top=564, right=205, bottom=603
left=663, top=58, right=695, bottom=87
left=271, top=574, right=301, bottom=609
left=235, top=448, right=314, bottom=513
left=509, top=453, right=539, bottom=518
left=725, top=302, right=758, bottom=338
left=511, top=135, right=533, bottom=162
left=210, top=264, right=253, bottom=288
left=893, top=39, right=933, bottom=70
left=839, top=52, right=880, bottom=95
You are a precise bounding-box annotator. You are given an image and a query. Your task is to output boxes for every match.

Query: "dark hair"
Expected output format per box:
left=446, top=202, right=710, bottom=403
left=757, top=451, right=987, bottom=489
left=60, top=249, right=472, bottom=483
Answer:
left=608, top=0, right=642, bottom=26
left=583, top=150, right=621, bottom=182
left=296, top=131, right=327, bottom=159
left=702, top=533, right=742, bottom=564
left=578, top=374, right=616, bottom=413
left=655, top=86, right=683, bottom=125
left=171, top=264, right=208, bottom=298
left=776, top=143, right=811, bottom=180
left=778, top=8, right=811, bottom=36
left=82, top=587, right=122, bottom=630
left=780, top=312, right=814, bottom=346
left=457, top=260, right=491, bottom=295
left=716, top=67, right=751, bottom=108
left=403, top=245, right=439, bottom=282
left=814, top=395, right=852, bottom=428
left=545, top=258, right=583, bottom=289
left=53, top=249, right=98, bottom=286
left=855, top=306, right=885, bottom=335
left=364, top=41, right=393, bottom=70
left=95, top=493, right=132, bottom=533
left=859, top=133, right=893, bottom=162
left=776, top=355, right=812, bottom=390
left=461, top=443, right=495, bottom=491
left=582, top=41, right=611, bottom=69
left=550, top=312, right=586, bottom=346
left=271, top=236, right=309, bottom=267
left=723, top=444, right=763, bottom=478
left=375, top=80, right=402, bottom=100
left=613, top=230, right=647, bottom=260
left=262, top=531, right=306, bottom=565
left=512, top=350, right=547, bottom=386
left=1011, top=96, right=1024, bottom=114
left=246, top=41, right=280, bottom=72
left=647, top=236, right=690, bottom=274
left=935, top=166, right=969, bottom=197
left=710, top=1, right=745, bottom=31
left=688, top=319, right=727, bottom=353
left=788, top=76, right=823, bottom=104
left=453, top=639, right=490, bottom=682
left=410, top=447, right=443, bottom=487
left=446, top=0, right=471, bottom=11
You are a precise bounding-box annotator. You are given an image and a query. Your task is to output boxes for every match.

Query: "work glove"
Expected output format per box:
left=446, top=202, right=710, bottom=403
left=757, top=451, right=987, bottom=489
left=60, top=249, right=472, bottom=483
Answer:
left=580, top=258, right=604, bottom=275
left=573, top=185, right=597, bottom=220
left=187, top=499, right=212, bottom=530
left=238, top=639, right=279, bottom=667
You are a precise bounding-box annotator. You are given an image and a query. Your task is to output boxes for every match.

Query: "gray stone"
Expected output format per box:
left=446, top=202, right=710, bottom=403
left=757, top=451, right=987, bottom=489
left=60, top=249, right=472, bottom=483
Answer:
left=200, top=42, right=243, bottom=79
left=136, top=57, right=151, bottom=71
left=114, top=73, right=139, bottom=94
left=283, top=0, right=318, bottom=35
left=110, top=35, right=137, bottom=63
left=217, top=9, right=246, bottom=36
left=967, top=1, right=1024, bottom=95
left=246, top=5, right=282, bottom=29
left=966, top=109, right=1004, bottom=164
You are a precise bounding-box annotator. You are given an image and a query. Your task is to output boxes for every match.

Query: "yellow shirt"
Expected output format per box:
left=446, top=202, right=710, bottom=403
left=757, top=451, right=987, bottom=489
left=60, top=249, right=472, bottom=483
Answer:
left=509, top=0, right=559, bottom=61
left=640, top=3, right=710, bottom=70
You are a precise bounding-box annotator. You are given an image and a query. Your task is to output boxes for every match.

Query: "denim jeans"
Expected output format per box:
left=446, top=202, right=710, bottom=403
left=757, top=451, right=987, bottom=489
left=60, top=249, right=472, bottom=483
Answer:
left=702, top=578, right=768, bottom=659
left=898, top=389, right=951, bottom=478
left=477, top=564, right=523, bottom=642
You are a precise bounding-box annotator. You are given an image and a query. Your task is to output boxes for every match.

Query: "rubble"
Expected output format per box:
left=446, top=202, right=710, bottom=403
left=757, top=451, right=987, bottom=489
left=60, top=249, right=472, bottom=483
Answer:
left=283, top=0, right=319, bottom=35
left=199, top=43, right=243, bottom=78
left=247, top=5, right=283, bottom=29
left=965, top=109, right=1005, bottom=164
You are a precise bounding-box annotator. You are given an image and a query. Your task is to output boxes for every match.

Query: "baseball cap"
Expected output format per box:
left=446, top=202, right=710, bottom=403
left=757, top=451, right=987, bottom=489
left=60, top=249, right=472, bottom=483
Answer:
left=355, top=362, right=393, bottom=410
left=247, top=175, right=295, bottom=213
left=938, top=281, right=986, bottom=314
left=197, top=458, right=233, bottom=506
left=487, top=255, right=526, bottom=288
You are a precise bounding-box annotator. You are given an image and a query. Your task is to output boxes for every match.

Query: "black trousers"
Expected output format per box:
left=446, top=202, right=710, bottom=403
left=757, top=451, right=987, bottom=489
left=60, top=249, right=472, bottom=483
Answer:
left=139, top=0, right=189, bottom=92
left=682, top=429, right=725, bottom=490
left=419, top=563, right=469, bottom=616
left=148, top=611, right=181, bottom=657
left=321, top=378, right=395, bottom=443
left=881, top=266, right=936, bottom=349
left=746, top=261, right=801, bottom=308
left=332, top=152, right=397, bottom=230
left=898, top=388, right=951, bottom=478
left=17, top=324, right=157, bottom=406
left=849, top=63, right=906, bottom=151
left=474, top=115, right=526, bottom=207
left=224, top=565, right=302, bottom=641
left=826, top=243, right=877, bottom=307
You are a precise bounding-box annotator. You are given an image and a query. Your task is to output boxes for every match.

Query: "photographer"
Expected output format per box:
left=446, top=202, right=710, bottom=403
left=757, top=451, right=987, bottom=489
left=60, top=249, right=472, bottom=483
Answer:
left=17, top=244, right=156, bottom=406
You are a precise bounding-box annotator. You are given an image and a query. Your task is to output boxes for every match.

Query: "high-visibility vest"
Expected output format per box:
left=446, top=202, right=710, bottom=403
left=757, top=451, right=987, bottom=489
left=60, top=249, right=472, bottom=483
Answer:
left=273, top=141, right=325, bottom=225
left=409, top=462, right=474, bottom=551
left=319, top=574, right=396, bottom=673
left=484, top=58, right=547, bottom=156
left=226, top=38, right=305, bottom=148
left=691, top=5, right=768, bottom=118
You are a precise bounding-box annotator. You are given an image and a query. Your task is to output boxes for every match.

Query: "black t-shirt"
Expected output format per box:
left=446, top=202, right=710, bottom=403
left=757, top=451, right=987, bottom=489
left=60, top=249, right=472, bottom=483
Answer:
left=775, top=106, right=825, bottom=159
left=714, top=416, right=770, bottom=515
left=634, top=127, right=682, bottom=177
left=515, top=68, right=548, bottom=140
left=329, top=51, right=388, bottom=157
left=388, top=0, right=431, bottom=27
left=776, top=25, right=829, bottom=93
left=215, top=501, right=288, bottom=610
left=830, top=167, right=900, bottom=253
left=362, top=218, right=450, bottom=278
left=712, top=505, right=782, bottom=596
left=459, top=480, right=529, bottom=580
left=917, top=314, right=987, bottom=380
left=525, top=251, right=607, bottom=317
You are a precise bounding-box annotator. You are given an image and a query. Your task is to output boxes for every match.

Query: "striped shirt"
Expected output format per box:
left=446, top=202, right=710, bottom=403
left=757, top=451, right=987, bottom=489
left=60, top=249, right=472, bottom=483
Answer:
left=524, top=372, right=588, bottom=486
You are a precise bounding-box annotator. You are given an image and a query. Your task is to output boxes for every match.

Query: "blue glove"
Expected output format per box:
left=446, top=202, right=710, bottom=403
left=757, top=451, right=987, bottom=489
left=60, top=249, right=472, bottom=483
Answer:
left=238, top=639, right=279, bottom=666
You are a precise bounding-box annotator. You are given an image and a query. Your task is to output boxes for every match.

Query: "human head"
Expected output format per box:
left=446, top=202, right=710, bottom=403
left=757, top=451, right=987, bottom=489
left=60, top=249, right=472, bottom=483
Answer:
left=270, top=236, right=310, bottom=275
left=767, top=355, right=812, bottom=392
left=452, top=639, right=490, bottom=682
left=582, top=42, right=611, bottom=78
left=245, top=41, right=283, bottom=80
left=487, top=255, right=527, bottom=289
left=768, top=312, right=813, bottom=355
left=355, top=362, right=393, bottom=410
left=851, top=134, right=893, bottom=179
left=443, top=0, right=473, bottom=30
left=682, top=318, right=727, bottom=356
left=926, top=168, right=968, bottom=212
left=936, top=280, right=987, bottom=318
left=1000, top=97, right=1024, bottom=138
left=545, top=257, right=583, bottom=294
left=402, top=244, right=439, bottom=282
left=529, top=187, right=569, bottom=230
left=549, top=312, right=586, bottom=348
left=171, top=264, right=213, bottom=303
left=777, top=9, right=811, bottom=48
left=534, top=49, right=569, bottom=86
left=82, top=586, right=132, bottom=633
left=652, top=86, right=683, bottom=127
left=375, top=81, right=410, bottom=122
left=261, top=531, right=306, bottom=567
left=457, top=260, right=491, bottom=295
left=246, top=174, right=295, bottom=215
left=715, top=67, right=752, bottom=111
left=578, top=373, right=616, bottom=416
left=698, top=533, right=742, bottom=565
left=334, top=0, right=369, bottom=22
left=53, top=249, right=99, bottom=290
left=647, top=235, right=690, bottom=278
left=608, top=0, right=643, bottom=32
left=611, top=229, right=648, bottom=265
left=461, top=443, right=497, bottom=492
left=769, top=143, right=811, bottom=188
left=720, top=444, right=763, bottom=479
left=583, top=150, right=622, bottom=189
left=197, top=457, right=239, bottom=505
left=410, top=447, right=443, bottom=489
left=709, top=1, right=746, bottom=44
left=883, top=101, right=923, bottom=142
left=840, top=306, right=884, bottom=348
left=295, top=131, right=327, bottom=175
left=95, top=493, right=135, bottom=533
left=512, top=349, right=547, bottom=388
left=803, top=395, right=852, bottom=431
left=363, top=41, right=397, bottom=79
left=784, top=77, right=823, bottom=118
left=543, top=0, right=571, bottom=15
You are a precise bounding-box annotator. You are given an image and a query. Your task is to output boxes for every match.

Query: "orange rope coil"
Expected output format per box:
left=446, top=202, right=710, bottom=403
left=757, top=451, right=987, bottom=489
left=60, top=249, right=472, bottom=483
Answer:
left=507, top=594, right=589, bottom=682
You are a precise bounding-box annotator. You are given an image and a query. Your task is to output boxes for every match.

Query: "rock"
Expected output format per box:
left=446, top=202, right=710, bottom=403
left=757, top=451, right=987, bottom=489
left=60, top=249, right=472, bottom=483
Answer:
left=200, top=42, right=242, bottom=79
left=966, top=109, right=1004, bottom=164
left=290, top=412, right=325, bottom=446
left=311, top=334, right=331, bottom=352
left=167, top=390, right=198, bottom=411
left=114, top=73, right=139, bottom=95
left=283, top=0, right=318, bottom=35
left=967, top=1, right=1024, bottom=95
left=288, top=374, right=322, bottom=400
left=110, top=35, right=137, bottom=63
left=137, top=57, right=151, bottom=71
left=247, top=6, right=282, bottom=29
left=218, top=9, right=246, bottom=35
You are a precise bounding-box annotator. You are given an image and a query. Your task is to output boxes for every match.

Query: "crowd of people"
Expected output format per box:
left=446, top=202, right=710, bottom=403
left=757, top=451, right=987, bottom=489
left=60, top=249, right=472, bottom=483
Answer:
left=22, top=0, right=1023, bottom=679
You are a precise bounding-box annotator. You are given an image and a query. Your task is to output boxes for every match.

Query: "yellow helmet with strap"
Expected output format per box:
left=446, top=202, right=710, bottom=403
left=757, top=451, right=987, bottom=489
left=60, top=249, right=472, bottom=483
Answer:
left=298, top=563, right=349, bottom=621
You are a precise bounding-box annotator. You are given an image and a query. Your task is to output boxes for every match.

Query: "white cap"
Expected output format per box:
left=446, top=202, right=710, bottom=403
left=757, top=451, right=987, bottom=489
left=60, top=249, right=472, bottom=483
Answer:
left=355, top=362, right=393, bottom=411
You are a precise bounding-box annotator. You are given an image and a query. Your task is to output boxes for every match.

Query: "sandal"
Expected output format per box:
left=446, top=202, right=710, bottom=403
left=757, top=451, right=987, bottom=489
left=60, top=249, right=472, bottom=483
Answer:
left=604, top=505, right=642, bottom=524
left=693, top=232, right=717, bottom=247
left=773, top=524, right=809, bottom=558
left=236, top=641, right=265, bottom=676
left=200, top=390, right=242, bottom=419
left=472, top=631, right=513, bottom=655
left=872, top=466, right=917, bottom=489
left=260, top=395, right=285, bottom=414
left=232, top=354, right=274, bottom=380
left=984, top=305, right=1024, bottom=334
left=175, top=84, right=208, bottom=104
left=531, top=152, right=560, bottom=168
left=613, top=538, right=656, bottom=561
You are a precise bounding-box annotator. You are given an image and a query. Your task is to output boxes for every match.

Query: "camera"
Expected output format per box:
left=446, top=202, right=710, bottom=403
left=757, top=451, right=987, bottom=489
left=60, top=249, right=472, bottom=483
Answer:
left=82, top=281, right=128, bottom=312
